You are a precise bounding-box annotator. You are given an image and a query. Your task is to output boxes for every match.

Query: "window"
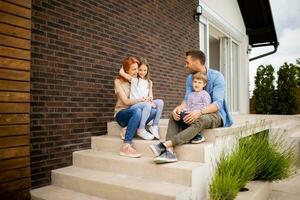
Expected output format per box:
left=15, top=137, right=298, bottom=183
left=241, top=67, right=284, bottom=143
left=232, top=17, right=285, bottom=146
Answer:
left=199, top=16, right=240, bottom=113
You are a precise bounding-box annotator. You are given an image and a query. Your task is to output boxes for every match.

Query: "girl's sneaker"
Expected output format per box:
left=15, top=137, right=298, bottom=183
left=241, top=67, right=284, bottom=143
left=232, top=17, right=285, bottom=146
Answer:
left=137, top=129, right=154, bottom=140
left=120, top=143, right=141, bottom=158
left=149, top=125, right=160, bottom=139
left=120, top=127, right=126, bottom=140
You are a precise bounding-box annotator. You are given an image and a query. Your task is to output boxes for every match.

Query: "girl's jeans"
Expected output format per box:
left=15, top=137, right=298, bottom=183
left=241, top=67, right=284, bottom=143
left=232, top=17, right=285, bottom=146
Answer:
left=129, top=99, right=164, bottom=129
left=115, top=105, right=158, bottom=144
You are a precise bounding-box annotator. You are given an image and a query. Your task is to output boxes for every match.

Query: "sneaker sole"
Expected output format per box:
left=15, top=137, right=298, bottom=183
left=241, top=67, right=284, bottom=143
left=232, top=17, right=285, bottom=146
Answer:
left=149, top=145, right=160, bottom=157
left=191, top=138, right=206, bottom=144
left=119, top=152, right=141, bottom=158
left=137, top=133, right=154, bottom=140
left=153, top=157, right=178, bottom=164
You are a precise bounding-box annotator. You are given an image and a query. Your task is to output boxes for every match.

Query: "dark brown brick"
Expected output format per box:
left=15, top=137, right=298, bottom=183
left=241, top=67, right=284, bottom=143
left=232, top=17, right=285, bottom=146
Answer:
left=31, top=0, right=199, bottom=188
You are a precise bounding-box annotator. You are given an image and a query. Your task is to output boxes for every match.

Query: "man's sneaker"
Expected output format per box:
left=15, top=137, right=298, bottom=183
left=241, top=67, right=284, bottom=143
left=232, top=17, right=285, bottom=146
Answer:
left=120, top=143, right=141, bottom=158
left=148, top=125, right=160, bottom=139
left=149, top=142, right=166, bottom=157
left=137, top=129, right=154, bottom=140
left=153, top=149, right=177, bottom=164
left=190, top=134, right=206, bottom=144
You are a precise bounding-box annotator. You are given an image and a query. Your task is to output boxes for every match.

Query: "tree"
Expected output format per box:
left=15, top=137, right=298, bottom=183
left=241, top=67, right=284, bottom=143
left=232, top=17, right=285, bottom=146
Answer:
left=296, top=58, right=300, bottom=88
left=252, top=65, right=276, bottom=114
left=276, top=63, right=298, bottom=114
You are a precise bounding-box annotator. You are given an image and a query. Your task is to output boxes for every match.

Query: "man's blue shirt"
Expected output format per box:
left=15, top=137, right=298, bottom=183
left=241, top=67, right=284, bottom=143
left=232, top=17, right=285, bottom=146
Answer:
left=184, top=69, right=233, bottom=127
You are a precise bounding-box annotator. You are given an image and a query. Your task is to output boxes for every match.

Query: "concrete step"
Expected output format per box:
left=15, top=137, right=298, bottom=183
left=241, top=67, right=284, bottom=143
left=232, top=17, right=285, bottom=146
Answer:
left=91, top=135, right=210, bottom=162
left=31, top=185, right=105, bottom=200
left=52, top=166, right=191, bottom=200
left=107, top=115, right=276, bottom=143
left=288, top=125, right=300, bottom=138
left=271, top=171, right=300, bottom=196
left=269, top=191, right=300, bottom=200
left=272, top=118, right=300, bottom=130
left=235, top=181, right=272, bottom=200
left=73, top=149, right=206, bottom=186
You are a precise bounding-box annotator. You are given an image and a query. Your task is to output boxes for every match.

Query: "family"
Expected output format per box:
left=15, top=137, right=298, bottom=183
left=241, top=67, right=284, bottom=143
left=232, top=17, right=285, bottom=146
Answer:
left=114, top=50, right=233, bottom=164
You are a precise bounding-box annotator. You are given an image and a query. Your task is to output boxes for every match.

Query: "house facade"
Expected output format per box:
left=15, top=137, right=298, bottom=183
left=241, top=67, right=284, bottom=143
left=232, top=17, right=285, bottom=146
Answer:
left=0, top=0, right=278, bottom=199
left=197, top=0, right=249, bottom=114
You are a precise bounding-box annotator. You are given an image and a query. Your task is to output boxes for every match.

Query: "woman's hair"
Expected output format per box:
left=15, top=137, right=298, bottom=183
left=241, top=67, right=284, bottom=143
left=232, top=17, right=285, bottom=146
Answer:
left=117, top=56, right=140, bottom=82
left=138, top=57, right=151, bottom=82
left=193, top=72, right=207, bottom=84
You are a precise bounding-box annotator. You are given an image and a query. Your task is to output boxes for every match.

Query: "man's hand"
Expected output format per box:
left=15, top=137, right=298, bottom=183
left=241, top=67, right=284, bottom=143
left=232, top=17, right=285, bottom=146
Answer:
left=172, top=106, right=181, bottom=121
left=183, top=110, right=202, bottom=124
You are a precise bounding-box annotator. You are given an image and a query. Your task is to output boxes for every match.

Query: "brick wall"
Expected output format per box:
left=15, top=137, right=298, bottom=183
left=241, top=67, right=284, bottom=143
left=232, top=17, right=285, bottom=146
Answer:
left=31, top=0, right=199, bottom=188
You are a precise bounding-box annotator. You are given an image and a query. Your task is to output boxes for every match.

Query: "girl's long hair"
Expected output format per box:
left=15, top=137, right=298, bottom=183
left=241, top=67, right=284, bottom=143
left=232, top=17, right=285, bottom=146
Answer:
left=117, top=56, right=140, bottom=82
left=138, top=57, right=151, bottom=83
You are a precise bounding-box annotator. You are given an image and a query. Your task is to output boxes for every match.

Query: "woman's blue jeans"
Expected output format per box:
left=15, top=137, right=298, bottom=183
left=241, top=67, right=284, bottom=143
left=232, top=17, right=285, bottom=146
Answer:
left=115, top=106, right=157, bottom=143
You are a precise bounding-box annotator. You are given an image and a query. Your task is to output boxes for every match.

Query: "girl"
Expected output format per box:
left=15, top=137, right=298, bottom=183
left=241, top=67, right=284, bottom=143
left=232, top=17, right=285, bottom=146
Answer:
left=119, top=57, right=164, bottom=140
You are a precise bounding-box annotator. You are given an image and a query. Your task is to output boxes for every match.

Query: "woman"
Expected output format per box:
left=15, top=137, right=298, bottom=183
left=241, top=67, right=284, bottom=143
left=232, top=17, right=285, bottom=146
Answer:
left=114, top=56, right=158, bottom=158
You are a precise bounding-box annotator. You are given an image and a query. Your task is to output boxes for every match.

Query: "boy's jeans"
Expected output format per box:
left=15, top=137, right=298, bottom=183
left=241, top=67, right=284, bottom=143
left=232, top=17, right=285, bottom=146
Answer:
left=166, top=112, right=222, bottom=146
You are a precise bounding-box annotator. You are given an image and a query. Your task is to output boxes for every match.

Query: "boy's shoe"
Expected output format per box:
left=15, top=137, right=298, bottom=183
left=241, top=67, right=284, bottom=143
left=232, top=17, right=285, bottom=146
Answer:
left=153, top=149, right=177, bottom=164
left=148, top=125, right=160, bottom=139
left=149, top=142, right=166, bottom=157
left=190, top=134, right=206, bottom=144
left=137, top=129, right=154, bottom=140
left=120, top=127, right=126, bottom=140
left=120, top=143, right=141, bottom=158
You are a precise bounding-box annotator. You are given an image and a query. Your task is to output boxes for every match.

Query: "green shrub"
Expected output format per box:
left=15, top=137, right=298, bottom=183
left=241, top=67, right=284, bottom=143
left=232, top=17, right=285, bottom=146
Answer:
left=209, top=142, right=258, bottom=200
left=253, top=133, right=296, bottom=181
left=209, top=130, right=296, bottom=200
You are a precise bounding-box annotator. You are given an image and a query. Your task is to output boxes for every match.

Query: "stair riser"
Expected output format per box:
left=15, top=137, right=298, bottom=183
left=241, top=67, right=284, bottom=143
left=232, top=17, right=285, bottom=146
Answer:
left=91, top=137, right=205, bottom=162
left=73, top=152, right=197, bottom=186
left=52, top=172, right=190, bottom=200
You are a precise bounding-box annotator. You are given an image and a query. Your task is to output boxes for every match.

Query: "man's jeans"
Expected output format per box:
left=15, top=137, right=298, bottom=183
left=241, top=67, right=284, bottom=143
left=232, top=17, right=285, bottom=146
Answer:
left=166, top=112, right=222, bottom=146
left=115, top=106, right=158, bottom=143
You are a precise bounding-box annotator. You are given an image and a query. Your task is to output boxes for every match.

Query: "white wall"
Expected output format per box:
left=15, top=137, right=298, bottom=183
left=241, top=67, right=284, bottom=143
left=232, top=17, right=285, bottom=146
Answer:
left=200, top=0, right=250, bottom=113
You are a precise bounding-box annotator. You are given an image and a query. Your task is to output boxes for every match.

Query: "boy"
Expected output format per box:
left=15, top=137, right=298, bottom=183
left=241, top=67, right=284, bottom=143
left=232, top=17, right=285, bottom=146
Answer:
left=178, top=72, right=211, bottom=143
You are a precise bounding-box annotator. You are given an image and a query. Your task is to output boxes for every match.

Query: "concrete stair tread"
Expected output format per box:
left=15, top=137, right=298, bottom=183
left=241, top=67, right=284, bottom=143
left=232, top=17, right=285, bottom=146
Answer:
left=30, top=185, right=105, bottom=200
left=91, top=135, right=209, bottom=162
left=53, top=166, right=191, bottom=199
left=272, top=172, right=300, bottom=195
left=107, top=116, right=279, bottom=142
left=235, top=181, right=272, bottom=200
left=74, top=149, right=203, bottom=170
left=73, top=149, right=205, bottom=186
left=269, top=191, right=300, bottom=200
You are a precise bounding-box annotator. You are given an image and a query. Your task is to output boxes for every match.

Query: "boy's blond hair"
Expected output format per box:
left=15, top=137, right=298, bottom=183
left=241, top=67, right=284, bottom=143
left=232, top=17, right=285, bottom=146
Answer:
left=193, top=72, right=207, bottom=84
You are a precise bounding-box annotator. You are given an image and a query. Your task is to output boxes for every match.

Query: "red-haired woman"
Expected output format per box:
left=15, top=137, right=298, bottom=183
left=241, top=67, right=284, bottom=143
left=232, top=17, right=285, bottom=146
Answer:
left=114, top=56, right=157, bottom=158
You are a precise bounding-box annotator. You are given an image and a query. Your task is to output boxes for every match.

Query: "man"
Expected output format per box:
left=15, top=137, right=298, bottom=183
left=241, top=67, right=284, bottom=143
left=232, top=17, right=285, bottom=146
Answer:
left=150, top=50, right=233, bottom=163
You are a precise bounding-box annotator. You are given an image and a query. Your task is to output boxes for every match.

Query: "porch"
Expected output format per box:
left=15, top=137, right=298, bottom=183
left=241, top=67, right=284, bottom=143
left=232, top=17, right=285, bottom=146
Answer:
left=30, top=114, right=300, bottom=200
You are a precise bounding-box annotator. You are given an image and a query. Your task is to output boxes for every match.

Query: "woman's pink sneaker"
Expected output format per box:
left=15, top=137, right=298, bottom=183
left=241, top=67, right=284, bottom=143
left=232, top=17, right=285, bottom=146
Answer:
left=120, top=143, right=141, bottom=158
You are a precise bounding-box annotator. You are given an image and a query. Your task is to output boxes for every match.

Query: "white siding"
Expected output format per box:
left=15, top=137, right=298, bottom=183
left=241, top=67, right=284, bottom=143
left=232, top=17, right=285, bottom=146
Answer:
left=200, top=0, right=250, bottom=113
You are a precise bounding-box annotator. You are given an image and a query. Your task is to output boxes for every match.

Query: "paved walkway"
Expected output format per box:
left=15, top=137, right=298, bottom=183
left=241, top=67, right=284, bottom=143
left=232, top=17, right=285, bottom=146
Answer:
left=269, top=169, right=300, bottom=200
